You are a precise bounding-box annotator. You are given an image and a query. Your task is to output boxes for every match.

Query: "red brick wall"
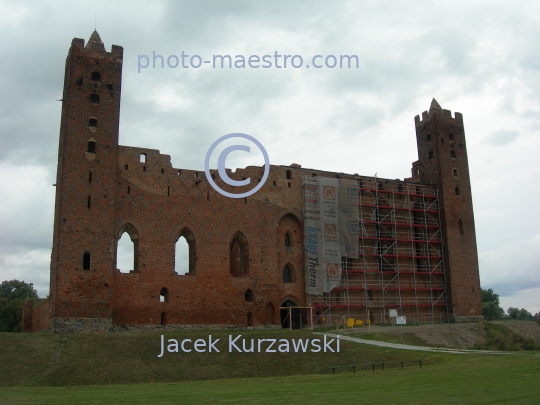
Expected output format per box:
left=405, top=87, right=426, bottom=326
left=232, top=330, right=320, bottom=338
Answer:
left=414, top=103, right=482, bottom=320
left=50, top=34, right=123, bottom=321
left=21, top=299, right=50, bottom=332
left=112, top=146, right=308, bottom=326
left=43, top=34, right=482, bottom=331
left=32, top=298, right=51, bottom=332
left=21, top=300, right=34, bottom=332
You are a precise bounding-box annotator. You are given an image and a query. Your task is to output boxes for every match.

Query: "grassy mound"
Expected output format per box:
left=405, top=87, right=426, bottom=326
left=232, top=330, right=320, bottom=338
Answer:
left=0, top=329, right=447, bottom=387
left=474, top=323, right=540, bottom=351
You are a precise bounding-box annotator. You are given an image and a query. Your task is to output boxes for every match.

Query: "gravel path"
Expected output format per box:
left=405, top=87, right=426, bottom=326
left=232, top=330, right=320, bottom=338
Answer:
left=316, top=332, right=511, bottom=355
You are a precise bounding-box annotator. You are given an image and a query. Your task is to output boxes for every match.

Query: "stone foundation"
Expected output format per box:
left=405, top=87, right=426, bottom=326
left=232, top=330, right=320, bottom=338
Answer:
left=49, top=318, right=114, bottom=333
left=49, top=317, right=283, bottom=333
left=112, top=324, right=283, bottom=332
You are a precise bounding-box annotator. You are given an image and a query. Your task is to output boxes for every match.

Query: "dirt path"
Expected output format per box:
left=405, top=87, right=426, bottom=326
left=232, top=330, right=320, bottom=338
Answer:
left=317, top=332, right=510, bottom=354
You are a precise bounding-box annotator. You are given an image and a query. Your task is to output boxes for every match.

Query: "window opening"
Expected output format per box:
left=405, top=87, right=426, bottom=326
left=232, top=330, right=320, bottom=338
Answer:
left=87, top=141, right=96, bottom=153
left=427, top=134, right=431, bottom=141
left=230, top=232, right=249, bottom=277
left=83, top=252, right=91, bottom=270
left=89, top=172, right=92, bottom=183
left=140, top=153, right=146, bottom=163
left=175, top=235, right=190, bottom=275
left=283, top=264, right=294, bottom=283
left=175, top=228, right=196, bottom=275
left=90, top=94, right=99, bottom=104
left=459, top=219, right=464, bottom=235
left=89, top=118, right=97, bottom=128
left=91, top=71, right=101, bottom=81
left=455, top=186, right=460, bottom=196
left=117, top=231, right=136, bottom=273
left=286, top=170, right=292, bottom=179
left=245, top=289, right=254, bottom=302
left=451, top=150, right=456, bottom=158
left=449, top=133, right=455, bottom=140
left=366, top=290, right=373, bottom=302
left=160, top=288, right=168, bottom=303
left=285, top=232, right=292, bottom=247
left=428, top=151, right=433, bottom=160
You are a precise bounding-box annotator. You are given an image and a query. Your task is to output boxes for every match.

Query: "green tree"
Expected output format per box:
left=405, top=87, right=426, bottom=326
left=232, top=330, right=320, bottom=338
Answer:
left=481, top=288, right=505, bottom=321
left=0, top=280, right=39, bottom=332
left=507, top=307, right=533, bottom=321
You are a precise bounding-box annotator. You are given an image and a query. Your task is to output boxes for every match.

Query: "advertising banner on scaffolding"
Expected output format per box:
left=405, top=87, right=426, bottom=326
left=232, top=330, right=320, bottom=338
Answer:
left=303, top=175, right=358, bottom=295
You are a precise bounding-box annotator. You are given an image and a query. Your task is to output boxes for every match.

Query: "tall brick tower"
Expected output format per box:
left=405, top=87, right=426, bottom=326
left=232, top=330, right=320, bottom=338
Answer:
left=49, top=32, right=123, bottom=329
left=412, top=99, right=482, bottom=321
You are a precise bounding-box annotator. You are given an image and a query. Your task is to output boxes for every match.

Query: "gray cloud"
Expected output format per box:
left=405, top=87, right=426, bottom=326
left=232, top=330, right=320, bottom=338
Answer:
left=482, top=130, right=520, bottom=146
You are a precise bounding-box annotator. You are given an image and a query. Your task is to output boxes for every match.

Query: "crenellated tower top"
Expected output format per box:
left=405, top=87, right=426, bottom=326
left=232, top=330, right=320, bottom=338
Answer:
left=69, top=30, right=123, bottom=59
left=414, top=98, right=463, bottom=124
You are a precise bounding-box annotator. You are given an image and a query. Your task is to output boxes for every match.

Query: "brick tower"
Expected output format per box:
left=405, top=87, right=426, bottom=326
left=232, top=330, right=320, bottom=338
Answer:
left=49, top=31, right=123, bottom=330
left=412, top=99, right=482, bottom=321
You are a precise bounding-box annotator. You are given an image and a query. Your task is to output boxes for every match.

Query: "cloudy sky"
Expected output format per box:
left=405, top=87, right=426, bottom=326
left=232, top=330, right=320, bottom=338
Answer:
left=1, top=0, right=538, bottom=313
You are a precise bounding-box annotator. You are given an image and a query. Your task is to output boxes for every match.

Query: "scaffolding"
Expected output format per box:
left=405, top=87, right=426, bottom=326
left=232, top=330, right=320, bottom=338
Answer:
left=308, top=177, right=448, bottom=326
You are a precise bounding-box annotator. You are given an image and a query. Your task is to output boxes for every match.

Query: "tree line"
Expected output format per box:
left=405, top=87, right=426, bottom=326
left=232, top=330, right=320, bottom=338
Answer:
left=481, top=288, right=539, bottom=322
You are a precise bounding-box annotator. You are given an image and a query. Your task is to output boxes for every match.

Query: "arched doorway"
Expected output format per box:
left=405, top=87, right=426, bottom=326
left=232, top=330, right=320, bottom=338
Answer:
left=280, top=299, right=301, bottom=329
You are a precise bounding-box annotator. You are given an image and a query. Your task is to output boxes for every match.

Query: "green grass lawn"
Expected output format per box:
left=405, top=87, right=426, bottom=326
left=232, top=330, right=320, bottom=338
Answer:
left=1, top=329, right=539, bottom=404
left=0, top=354, right=538, bottom=404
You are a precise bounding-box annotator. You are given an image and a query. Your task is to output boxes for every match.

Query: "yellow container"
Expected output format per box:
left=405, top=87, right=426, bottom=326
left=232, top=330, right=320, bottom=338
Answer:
left=355, top=320, right=363, bottom=326
left=321, top=317, right=326, bottom=323
left=346, top=318, right=355, bottom=328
